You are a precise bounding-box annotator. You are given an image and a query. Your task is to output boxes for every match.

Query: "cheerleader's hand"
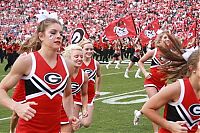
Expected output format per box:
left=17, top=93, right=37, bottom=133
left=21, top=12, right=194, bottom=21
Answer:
left=82, top=108, right=88, bottom=118
left=167, top=121, right=188, bottom=133
left=144, top=72, right=152, bottom=79
left=14, top=102, right=37, bottom=121
left=69, top=116, right=80, bottom=131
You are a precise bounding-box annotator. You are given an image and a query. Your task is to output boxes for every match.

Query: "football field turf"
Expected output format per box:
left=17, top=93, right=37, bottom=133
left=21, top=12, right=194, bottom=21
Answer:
left=0, top=61, right=154, bottom=133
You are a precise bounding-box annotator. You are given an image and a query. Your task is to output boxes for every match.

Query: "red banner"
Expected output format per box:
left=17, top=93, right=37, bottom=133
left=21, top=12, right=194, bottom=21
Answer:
left=104, top=15, right=137, bottom=41
left=182, top=21, right=197, bottom=48
left=139, top=19, right=160, bottom=47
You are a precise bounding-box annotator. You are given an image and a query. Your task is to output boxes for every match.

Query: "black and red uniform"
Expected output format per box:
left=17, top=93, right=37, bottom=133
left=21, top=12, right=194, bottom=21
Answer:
left=16, top=51, right=69, bottom=133
left=159, top=78, right=200, bottom=133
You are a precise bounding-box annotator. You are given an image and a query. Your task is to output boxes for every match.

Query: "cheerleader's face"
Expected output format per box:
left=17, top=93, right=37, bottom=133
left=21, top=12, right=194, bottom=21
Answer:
left=83, top=43, right=94, bottom=58
left=161, top=34, right=169, bottom=42
left=71, top=49, right=83, bottom=67
left=161, top=34, right=172, bottom=46
left=157, top=34, right=172, bottom=48
left=40, top=23, right=63, bottom=50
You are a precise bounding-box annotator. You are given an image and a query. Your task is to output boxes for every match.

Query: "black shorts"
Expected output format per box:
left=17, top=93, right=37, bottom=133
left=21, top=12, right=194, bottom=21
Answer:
left=112, top=53, right=120, bottom=58
left=130, top=56, right=139, bottom=62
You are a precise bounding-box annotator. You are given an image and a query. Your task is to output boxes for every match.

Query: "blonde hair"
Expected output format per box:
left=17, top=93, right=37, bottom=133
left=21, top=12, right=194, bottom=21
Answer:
left=17, top=38, right=32, bottom=54
left=62, top=44, right=82, bottom=58
left=18, top=37, right=41, bottom=54
left=78, top=37, right=92, bottom=48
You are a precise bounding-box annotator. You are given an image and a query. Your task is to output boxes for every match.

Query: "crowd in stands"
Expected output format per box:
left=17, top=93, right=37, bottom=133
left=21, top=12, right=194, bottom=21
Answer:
left=0, top=0, right=199, bottom=42
left=0, top=0, right=199, bottom=67
left=1, top=1, right=200, bottom=133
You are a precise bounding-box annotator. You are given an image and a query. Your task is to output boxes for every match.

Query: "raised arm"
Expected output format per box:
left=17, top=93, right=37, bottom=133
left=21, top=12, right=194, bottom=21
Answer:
left=138, top=49, right=155, bottom=79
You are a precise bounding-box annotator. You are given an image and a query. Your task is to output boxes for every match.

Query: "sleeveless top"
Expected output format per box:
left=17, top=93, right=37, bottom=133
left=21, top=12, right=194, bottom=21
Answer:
left=160, top=78, right=200, bottom=133
left=16, top=51, right=69, bottom=133
left=80, top=59, right=97, bottom=103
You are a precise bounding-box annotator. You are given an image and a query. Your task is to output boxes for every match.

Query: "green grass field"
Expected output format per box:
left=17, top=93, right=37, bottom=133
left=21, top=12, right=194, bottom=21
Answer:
left=0, top=61, right=154, bottom=133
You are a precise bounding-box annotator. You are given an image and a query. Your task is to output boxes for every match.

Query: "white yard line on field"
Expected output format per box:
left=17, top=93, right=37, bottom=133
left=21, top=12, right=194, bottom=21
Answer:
left=96, top=70, right=145, bottom=101
left=102, top=70, right=135, bottom=76
left=0, top=117, right=11, bottom=121
left=95, top=89, right=145, bottom=101
left=102, top=71, right=126, bottom=76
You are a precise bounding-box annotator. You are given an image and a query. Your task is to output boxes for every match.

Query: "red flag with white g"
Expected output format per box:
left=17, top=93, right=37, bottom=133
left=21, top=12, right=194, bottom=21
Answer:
left=104, top=15, right=137, bottom=41
left=139, top=19, right=160, bottom=47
